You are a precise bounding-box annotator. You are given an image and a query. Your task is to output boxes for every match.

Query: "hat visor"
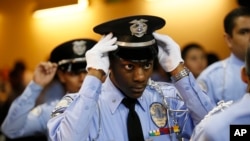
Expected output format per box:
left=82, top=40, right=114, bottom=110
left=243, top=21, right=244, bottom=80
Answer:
left=59, top=62, right=87, bottom=73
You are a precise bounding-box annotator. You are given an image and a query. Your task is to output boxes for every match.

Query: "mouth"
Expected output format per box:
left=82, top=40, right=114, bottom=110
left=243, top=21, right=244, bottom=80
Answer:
left=131, top=87, right=145, bottom=93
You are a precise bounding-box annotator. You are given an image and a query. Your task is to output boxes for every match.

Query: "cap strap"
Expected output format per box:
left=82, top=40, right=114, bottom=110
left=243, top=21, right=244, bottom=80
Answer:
left=116, top=39, right=155, bottom=47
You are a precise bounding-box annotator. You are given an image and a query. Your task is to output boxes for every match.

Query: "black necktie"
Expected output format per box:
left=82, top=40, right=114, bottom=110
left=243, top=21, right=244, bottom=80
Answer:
left=122, top=98, right=144, bottom=141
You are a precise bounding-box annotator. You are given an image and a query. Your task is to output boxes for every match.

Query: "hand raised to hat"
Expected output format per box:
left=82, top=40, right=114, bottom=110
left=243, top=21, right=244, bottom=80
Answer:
left=33, top=62, right=58, bottom=87
left=86, top=33, right=118, bottom=76
left=153, top=32, right=184, bottom=72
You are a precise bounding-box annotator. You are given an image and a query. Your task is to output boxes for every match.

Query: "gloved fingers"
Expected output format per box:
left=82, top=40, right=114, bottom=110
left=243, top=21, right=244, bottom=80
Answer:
left=94, top=33, right=118, bottom=52
left=153, top=32, right=167, bottom=41
left=103, top=44, right=118, bottom=52
left=157, top=46, right=167, bottom=58
left=91, top=33, right=113, bottom=50
left=104, top=35, right=117, bottom=45
left=154, top=32, right=181, bottom=51
left=152, top=32, right=161, bottom=39
left=153, top=32, right=172, bottom=45
left=103, top=40, right=118, bottom=52
left=85, top=33, right=118, bottom=75
left=99, top=33, right=116, bottom=44
left=153, top=32, right=171, bottom=40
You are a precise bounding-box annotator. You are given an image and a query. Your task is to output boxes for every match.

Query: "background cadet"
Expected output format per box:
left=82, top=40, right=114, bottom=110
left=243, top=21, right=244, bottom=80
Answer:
left=1, top=38, right=96, bottom=140
left=197, top=7, right=250, bottom=105
left=190, top=44, right=250, bottom=141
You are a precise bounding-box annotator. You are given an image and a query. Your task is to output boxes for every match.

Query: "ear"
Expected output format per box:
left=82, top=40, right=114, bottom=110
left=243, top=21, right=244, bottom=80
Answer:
left=241, top=67, right=249, bottom=84
left=57, top=71, right=66, bottom=83
left=224, top=33, right=233, bottom=50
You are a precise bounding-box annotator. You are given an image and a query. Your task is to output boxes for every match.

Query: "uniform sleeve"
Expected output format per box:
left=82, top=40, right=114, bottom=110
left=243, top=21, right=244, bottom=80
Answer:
left=1, top=81, right=43, bottom=138
left=173, top=72, right=216, bottom=125
left=47, top=75, right=102, bottom=141
left=196, top=62, right=225, bottom=106
left=196, top=71, right=218, bottom=105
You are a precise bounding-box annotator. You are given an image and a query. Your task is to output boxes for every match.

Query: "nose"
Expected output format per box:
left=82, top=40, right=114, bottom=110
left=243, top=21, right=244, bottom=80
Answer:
left=133, top=67, right=146, bottom=82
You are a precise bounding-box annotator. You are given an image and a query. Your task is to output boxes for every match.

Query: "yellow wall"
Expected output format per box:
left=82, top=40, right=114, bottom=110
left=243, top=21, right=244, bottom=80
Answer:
left=0, top=0, right=239, bottom=71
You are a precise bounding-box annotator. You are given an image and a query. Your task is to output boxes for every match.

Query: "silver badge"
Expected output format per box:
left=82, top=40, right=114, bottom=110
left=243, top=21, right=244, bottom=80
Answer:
left=51, top=96, right=73, bottom=118
left=72, top=40, right=87, bottom=56
left=150, top=102, right=167, bottom=128
left=130, top=19, right=148, bottom=37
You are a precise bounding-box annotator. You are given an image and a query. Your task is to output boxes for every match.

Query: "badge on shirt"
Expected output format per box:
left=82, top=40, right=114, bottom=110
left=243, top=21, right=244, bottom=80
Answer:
left=150, top=102, right=167, bottom=128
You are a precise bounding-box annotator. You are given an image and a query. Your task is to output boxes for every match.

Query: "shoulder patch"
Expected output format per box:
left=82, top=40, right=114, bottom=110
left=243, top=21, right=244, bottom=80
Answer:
left=31, top=106, right=42, bottom=117
left=51, top=95, right=74, bottom=118
left=197, top=80, right=208, bottom=93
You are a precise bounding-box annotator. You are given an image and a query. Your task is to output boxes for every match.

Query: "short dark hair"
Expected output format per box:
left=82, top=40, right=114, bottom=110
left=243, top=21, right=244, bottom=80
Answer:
left=181, top=43, right=204, bottom=60
left=207, top=52, right=220, bottom=66
left=224, top=7, right=250, bottom=36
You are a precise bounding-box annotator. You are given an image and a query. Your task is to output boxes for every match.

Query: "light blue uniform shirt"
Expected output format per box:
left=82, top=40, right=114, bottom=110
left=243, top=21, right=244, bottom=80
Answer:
left=197, top=53, right=247, bottom=105
left=48, top=73, right=214, bottom=141
left=190, top=94, right=250, bottom=141
left=1, top=80, right=64, bottom=139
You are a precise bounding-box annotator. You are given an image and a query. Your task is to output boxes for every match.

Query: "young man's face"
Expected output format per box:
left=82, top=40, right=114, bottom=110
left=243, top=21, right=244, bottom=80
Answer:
left=184, top=48, right=208, bottom=78
left=110, top=57, right=154, bottom=99
left=226, top=16, right=250, bottom=61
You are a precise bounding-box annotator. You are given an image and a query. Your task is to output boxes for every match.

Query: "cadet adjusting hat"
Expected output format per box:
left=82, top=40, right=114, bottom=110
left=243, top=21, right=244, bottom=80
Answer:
left=93, top=15, right=165, bottom=60
left=50, top=38, right=97, bottom=73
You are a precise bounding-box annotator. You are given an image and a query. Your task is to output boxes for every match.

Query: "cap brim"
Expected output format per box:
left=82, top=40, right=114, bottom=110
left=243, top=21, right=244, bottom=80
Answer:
left=58, top=62, right=87, bottom=73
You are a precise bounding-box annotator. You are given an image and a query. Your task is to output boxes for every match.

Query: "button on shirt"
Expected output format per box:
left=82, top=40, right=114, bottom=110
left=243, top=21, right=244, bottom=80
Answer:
left=48, top=73, right=214, bottom=141
left=197, top=53, right=247, bottom=105
left=1, top=80, right=64, bottom=139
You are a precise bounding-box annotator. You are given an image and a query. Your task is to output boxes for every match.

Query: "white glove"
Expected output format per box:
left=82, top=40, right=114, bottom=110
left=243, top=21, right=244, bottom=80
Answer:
left=86, top=33, right=118, bottom=75
left=153, top=32, right=184, bottom=72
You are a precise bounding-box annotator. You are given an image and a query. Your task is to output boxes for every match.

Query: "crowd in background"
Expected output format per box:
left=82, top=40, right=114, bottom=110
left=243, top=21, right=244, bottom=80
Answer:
left=0, top=2, right=249, bottom=141
left=0, top=60, right=34, bottom=141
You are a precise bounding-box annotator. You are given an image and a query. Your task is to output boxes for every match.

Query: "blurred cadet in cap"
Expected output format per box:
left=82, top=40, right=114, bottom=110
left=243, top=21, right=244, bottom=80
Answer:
left=1, top=38, right=96, bottom=140
left=190, top=44, right=250, bottom=141
left=48, top=15, right=214, bottom=141
left=197, top=7, right=250, bottom=106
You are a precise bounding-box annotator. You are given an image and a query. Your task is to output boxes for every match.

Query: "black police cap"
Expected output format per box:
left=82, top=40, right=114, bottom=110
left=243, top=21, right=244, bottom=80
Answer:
left=93, top=15, right=165, bottom=60
left=50, top=38, right=97, bottom=72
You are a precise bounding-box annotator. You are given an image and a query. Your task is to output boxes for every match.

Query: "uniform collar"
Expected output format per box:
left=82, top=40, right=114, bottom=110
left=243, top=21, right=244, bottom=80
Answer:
left=102, top=76, right=147, bottom=114
left=229, top=53, right=244, bottom=66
